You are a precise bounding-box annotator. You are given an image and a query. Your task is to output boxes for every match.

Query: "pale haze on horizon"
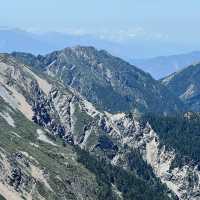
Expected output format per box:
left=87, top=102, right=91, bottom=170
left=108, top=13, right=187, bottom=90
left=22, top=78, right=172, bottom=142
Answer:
left=0, top=0, right=200, bottom=57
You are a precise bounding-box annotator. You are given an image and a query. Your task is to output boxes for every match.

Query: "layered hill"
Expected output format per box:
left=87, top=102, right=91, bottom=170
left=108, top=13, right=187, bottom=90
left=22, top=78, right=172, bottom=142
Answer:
left=0, top=52, right=199, bottom=199
left=11, top=46, right=183, bottom=115
left=132, top=51, right=200, bottom=79
left=161, top=62, right=200, bottom=112
left=0, top=54, right=174, bottom=200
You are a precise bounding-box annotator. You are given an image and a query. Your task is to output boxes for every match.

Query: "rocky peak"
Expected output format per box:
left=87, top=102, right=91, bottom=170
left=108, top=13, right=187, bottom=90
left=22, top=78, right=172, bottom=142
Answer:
left=0, top=54, right=200, bottom=199
left=12, top=46, right=184, bottom=115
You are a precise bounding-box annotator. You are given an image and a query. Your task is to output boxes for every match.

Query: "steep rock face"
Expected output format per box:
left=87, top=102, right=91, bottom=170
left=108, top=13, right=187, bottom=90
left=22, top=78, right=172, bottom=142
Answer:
left=100, top=114, right=200, bottom=200
left=11, top=47, right=184, bottom=115
left=58, top=95, right=200, bottom=200
left=0, top=96, right=108, bottom=200
left=0, top=54, right=172, bottom=200
left=0, top=149, right=53, bottom=200
left=161, top=63, right=200, bottom=112
left=0, top=55, right=122, bottom=200
left=66, top=98, right=200, bottom=200
left=0, top=54, right=200, bottom=199
left=0, top=54, right=78, bottom=145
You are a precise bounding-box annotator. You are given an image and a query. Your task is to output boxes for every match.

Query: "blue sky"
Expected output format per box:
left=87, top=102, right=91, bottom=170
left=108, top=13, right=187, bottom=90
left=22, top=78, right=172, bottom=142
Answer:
left=0, top=0, right=200, bottom=56
left=1, top=0, right=199, bottom=35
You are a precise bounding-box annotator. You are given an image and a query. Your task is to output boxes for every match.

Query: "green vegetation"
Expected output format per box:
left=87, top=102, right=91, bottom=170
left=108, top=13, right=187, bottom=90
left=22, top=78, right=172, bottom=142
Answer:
left=75, top=147, right=174, bottom=200
left=142, top=113, right=200, bottom=167
left=0, top=98, right=107, bottom=200
left=126, top=150, right=161, bottom=183
left=11, top=47, right=183, bottom=114
left=161, top=62, right=200, bottom=112
left=0, top=194, right=6, bottom=200
left=92, top=83, right=132, bottom=112
left=73, top=103, right=93, bottom=138
left=0, top=97, right=176, bottom=200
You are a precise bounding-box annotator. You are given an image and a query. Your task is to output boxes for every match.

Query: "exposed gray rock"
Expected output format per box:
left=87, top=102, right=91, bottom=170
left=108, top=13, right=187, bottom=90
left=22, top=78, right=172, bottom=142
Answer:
left=11, top=47, right=184, bottom=115
left=0, top=53, right=199, bottom=200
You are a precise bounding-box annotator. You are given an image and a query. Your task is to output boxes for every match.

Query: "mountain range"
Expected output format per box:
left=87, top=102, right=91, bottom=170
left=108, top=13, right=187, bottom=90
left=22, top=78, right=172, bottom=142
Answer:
left=2, top=28, right=200, bottom=80
left=132, top=51, right=200, bottom=79
left=0, top=46, right=200, bottom=200
left=11, top=46, right=183, bottom=115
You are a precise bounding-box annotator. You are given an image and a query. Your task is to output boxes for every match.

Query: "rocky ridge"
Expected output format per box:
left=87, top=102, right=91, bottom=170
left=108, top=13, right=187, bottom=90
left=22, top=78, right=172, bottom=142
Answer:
left=0, top=54, right=199, bottom=199
left=12, top=47, right=184, bottom=115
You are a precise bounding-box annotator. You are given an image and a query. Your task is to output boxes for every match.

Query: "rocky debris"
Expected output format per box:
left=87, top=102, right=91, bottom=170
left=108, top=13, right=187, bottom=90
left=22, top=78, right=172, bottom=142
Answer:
left=48, top=88, right=74, bottom=135
left=11, top=47, right=184, bottom=114
left=63, top=134, right=74, bottom=145
left=29, top=81, right=74, bottom=144
left=98, top=117, right=112, bottom=133
left=103, top=115, right=200, bottom=200
left=0, top=151, right=34, bottom=197
left=8, top=167, right=22, bottom=191
left=0, top=55, right=74, bottom=145
left=1, top=53, right=200, bottom=199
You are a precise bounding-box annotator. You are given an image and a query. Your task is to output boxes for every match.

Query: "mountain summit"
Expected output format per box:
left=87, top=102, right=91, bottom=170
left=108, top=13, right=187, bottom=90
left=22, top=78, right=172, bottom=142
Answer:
left=0, top=50, right=199, bottom=199
left=12, top=46, right=183, bottom=115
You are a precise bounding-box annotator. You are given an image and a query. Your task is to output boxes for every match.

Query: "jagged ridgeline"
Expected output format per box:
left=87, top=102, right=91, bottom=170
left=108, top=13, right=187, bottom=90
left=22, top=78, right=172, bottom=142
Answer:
left=0, top=48, right=199, bottom=200
left=11, top=46, right=184, bottom=114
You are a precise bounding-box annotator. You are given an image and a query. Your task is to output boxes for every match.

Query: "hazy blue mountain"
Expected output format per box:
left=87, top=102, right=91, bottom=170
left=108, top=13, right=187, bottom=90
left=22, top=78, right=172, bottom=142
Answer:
left=0, top=28, right=54, bottom=54
left=0, top=28, right=119, bottom=55
left=0, top=28, right=132, bottom=57
left=132, top=51, right=200, bottom=79
left=2, top=27, right=200, bottom=69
